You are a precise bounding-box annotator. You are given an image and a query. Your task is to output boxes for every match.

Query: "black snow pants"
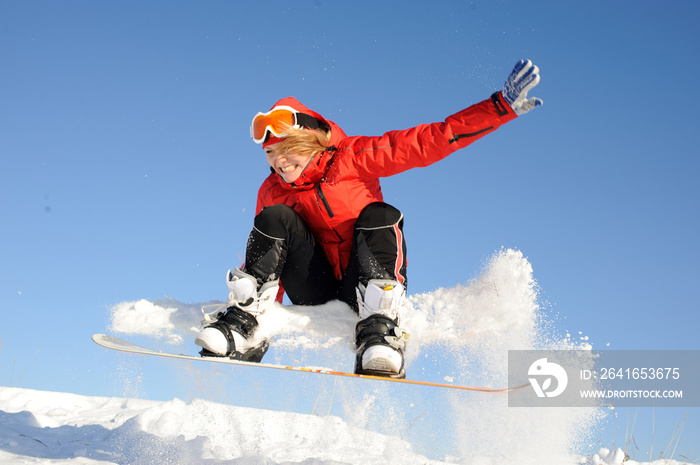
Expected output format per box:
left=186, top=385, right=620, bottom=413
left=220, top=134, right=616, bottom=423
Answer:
left=242, top=202, right=407, bottom=312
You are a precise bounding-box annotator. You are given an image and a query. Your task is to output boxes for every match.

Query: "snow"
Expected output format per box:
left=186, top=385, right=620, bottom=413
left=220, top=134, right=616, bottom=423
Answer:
left=1, top=249, right=693, bottom=464
left=0, top=386, right=690, bottom=465
left=0, top=386, right=428, bottom=464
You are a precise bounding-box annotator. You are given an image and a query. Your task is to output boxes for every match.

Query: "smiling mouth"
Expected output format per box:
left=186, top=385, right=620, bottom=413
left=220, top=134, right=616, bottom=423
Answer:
left=279, top=165, right=298, bottom=174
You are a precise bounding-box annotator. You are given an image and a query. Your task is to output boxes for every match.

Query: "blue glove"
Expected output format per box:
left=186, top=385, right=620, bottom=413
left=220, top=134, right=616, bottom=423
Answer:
left=502, top=59, right=542, bottom=115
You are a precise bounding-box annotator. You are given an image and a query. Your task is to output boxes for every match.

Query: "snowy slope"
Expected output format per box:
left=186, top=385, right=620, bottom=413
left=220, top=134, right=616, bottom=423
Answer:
left=1, top=249, right=691, bottom=464
left=0, top=387, right=691, bottom=465
left=0, top=386, right=437, bottom=464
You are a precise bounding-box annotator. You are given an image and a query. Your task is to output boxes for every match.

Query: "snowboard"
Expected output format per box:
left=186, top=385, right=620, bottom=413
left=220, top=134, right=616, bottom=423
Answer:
left=92, top=333, right=526, bottom=392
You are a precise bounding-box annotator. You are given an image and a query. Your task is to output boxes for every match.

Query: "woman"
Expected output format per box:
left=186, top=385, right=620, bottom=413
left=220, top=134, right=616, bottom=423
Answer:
left=195, top=59, right=543, bottom=379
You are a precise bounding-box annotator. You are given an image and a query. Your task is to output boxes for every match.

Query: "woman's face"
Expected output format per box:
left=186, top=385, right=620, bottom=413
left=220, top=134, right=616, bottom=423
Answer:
left=265, top=143, right=313, bottom=184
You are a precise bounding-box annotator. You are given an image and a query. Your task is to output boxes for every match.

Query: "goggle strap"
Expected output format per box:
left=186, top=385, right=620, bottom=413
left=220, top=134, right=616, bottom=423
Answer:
left=295, top=112, right=322, bottom=131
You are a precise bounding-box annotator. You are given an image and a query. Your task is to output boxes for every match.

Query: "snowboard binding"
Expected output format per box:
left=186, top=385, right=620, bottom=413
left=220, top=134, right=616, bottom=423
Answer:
left=195, top=268, right=279, bottom=363
left=197, top=306, right=270, bottom=363
left=354, top=314, right=408, bottom=379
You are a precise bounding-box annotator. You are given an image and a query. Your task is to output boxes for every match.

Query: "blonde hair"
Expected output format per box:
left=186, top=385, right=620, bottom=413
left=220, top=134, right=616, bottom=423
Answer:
left=274, top=125, right=331, bottom=159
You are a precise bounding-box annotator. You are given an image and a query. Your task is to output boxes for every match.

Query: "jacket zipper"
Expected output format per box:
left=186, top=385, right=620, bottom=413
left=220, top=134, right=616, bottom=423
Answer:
left=316, top=184, right=334, bottom=218
left=448, top=126, right=493, bottom=144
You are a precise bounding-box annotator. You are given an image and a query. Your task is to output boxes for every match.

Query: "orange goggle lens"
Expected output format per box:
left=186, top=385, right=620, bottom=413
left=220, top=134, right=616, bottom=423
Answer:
left=250, top=106, right=299, bottom=144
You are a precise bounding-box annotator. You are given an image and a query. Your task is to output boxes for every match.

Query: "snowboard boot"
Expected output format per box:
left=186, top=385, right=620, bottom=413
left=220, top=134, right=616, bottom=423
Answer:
left=195, top=267, right=279, bottom=362
left=354, top=279, right=410, bottom=379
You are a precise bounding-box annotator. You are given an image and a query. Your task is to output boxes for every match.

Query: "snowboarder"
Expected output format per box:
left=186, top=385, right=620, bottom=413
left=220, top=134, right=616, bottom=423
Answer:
left=195, top=59, right=543, bottom=379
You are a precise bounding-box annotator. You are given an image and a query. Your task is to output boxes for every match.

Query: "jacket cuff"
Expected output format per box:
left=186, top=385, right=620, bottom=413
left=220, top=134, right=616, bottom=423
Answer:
left=491, top=91, right=515, bottom=117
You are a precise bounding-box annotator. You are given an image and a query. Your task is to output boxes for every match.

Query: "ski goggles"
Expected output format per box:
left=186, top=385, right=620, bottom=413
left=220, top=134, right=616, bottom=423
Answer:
left=250, top=106, right=322, bottom=144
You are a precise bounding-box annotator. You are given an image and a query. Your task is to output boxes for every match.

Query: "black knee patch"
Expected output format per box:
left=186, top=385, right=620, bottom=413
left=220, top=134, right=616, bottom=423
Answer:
left=354, top=202, right=403, bottom=229
left=253, top=204, right=299, bottom=240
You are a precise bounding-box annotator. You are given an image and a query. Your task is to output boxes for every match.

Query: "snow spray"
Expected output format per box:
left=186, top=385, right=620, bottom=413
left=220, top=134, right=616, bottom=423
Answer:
left=108, top=248, right=604, bottom=463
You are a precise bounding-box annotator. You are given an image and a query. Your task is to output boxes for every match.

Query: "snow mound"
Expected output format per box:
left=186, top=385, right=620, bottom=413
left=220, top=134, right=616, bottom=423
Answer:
left=0, top=387, right=692, bottom=465
left=0, top=386, right=438, bottom=464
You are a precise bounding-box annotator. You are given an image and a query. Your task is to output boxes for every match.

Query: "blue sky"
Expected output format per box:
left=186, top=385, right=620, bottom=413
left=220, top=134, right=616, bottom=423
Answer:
left=2, top=0, right=699, bottom=459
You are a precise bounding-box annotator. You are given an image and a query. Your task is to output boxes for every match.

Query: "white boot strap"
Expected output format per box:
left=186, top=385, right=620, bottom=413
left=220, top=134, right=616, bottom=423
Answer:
left=227, top=271, right=257, bottom=304
left=357, top=280, right=405, bottom=321
left=226, top=268, right=279, bottom=316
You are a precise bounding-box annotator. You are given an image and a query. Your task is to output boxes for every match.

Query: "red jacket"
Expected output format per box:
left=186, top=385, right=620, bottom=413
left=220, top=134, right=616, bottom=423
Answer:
left=256, top=94, right=518, bottom=280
